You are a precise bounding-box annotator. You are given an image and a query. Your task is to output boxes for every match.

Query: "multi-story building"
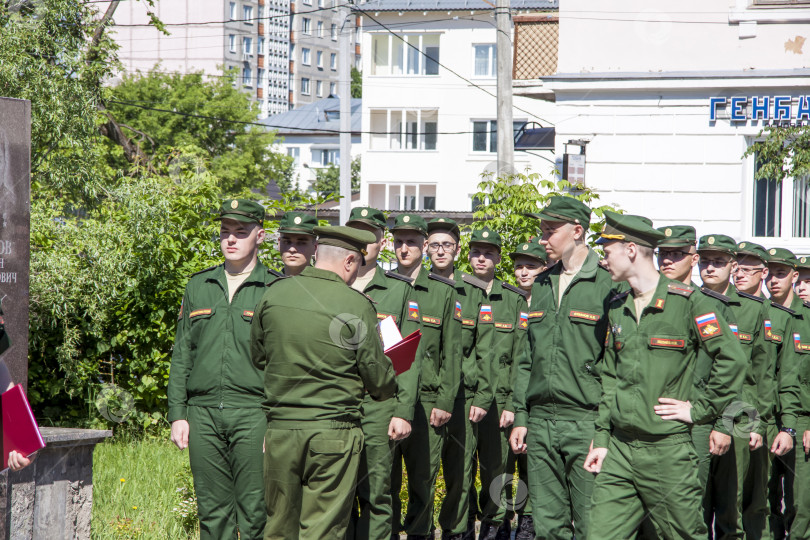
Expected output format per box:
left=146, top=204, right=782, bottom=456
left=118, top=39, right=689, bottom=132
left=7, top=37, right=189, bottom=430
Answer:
left=110, top=0, right=291, bottom=117
left=289, top=0, right=361, bottom=108
left=356, top=0, right=558, bottom=213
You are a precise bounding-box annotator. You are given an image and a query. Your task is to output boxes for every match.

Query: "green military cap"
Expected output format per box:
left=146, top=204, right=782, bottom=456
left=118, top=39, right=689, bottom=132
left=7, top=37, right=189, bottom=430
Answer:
left=427, top=217, right=460, bottom=240
left=391, top=213, right=428, bottom=236
left=596, top=210, right=663, bottom=248
left=735, top=241, right=769, bottom=264
left=346, top=207, right=386, bottom=230
left=469, top=227, right=502, bottom=249
left=215, top=198, right=265, bottom=224
left=796, top=255, right=810, bottom=271
left=313, top=225, right=375, bottom=264
left=509, top=238, right=547, bottom=262
left=767, top=247, right=797, bottom=268
left=656, top=225, right=697, bottom=248
left=278, top=211, right=318, bottom=236
left=697, top=234, right=737, bottom=256
left=527, top=197, right=591, bottom=226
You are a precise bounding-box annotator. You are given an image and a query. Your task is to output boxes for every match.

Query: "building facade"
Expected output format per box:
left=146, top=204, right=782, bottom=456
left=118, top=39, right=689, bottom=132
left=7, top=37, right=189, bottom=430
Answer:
left=357, top=0, right=558, bottom=213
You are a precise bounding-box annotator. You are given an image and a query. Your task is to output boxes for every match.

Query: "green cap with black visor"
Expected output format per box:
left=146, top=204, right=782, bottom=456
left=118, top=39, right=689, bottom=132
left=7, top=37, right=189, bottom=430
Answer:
left=596, top=210, right=663, bottom=248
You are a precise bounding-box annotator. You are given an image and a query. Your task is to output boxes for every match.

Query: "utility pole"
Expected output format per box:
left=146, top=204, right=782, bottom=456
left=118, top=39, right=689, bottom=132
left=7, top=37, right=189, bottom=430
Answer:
left=338, top=2, right=353, bottom=225
left=495, top=0, right=514, bottom=178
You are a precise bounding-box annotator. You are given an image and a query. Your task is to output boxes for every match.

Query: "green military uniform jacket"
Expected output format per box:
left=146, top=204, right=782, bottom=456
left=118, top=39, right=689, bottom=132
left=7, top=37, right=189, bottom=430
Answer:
left=405, top=268, right=461, bottom=414
left=362, top=266, right=422, bottom=421
left=766, top=295, right=802, bottom=429
left=777, top=300, right=810, bottom=431
left=593, top=275, right=747, bottom=448
left=476, top=279, right=528, bottom=413
left=448, top=268, right=490, bottom=409
left=513, top=248, right=617, bottom=427
left=250, top=266, right=397, bottom=425
left=167, top=261, right=280, bottom=422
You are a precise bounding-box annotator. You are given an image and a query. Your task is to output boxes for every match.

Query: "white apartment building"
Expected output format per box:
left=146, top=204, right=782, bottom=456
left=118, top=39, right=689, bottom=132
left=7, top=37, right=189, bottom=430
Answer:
left=110, top=0, right=291, bottom=117
left=527, top=0, right=810, bottom=252
left=357, top=0, right=558, bottom=213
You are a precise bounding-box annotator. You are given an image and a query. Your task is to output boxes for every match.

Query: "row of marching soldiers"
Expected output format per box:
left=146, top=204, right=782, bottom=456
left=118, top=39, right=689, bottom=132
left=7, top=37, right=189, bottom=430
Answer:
left=166, top=197, right=810, bottom=540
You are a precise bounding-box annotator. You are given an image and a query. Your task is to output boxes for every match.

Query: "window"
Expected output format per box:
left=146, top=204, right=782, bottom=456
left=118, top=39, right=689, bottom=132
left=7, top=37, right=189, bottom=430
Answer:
left=473, top=44, right=496, bottom=78
left=330, top=53, right=337, bottom=70
left=370, top=33, right=440, bottom=76
left=302, top=18, right=311, bottom=34
left=243, top=66, right=252, bottom=86
left=331, top=23, right=338, bottom=41
left=318, top=0, right=324, bottom=7
left=243, top=37, right=253, bottom=55
left=302, top=48, right=311, bottom=65
left=257, top=68, right=265, bottom=86
left=301, top=77, right=311, bottom=95
left=316, top=80, right=323, bottom=97
left=471, top=120, right=526, bottom=152
left=303, top=0, right=311, bottom=5
left=287, top=147, right=300, bottom=167
left=243, top=4, right=253, bottom=22
left=330, top=82, right=336, bottom=96
left=317, top=21, right=324, bottom=38
left=317, top=149, right=340, bottom=166
left=751, top=150, right=810, bottom=238
left=229, top=35, right=236, bottom=52
left=258, top=37, right=265, bottom=54
left=368, top=183, right=437, bottom=210
left=229, top=2, right=237, bottom=19
left=369, top=109, right=439, bottom=151
left=316, top=50, right=323, bottom=68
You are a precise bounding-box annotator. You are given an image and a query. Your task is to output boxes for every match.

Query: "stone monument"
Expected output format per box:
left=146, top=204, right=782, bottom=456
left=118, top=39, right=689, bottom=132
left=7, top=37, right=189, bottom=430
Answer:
left=0, top=97, right=111, bottom=539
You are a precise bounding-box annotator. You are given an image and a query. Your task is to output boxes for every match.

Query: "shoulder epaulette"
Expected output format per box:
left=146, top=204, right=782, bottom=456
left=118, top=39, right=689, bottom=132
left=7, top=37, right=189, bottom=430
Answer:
left=385, top=270, right=414, bottom=284
left=190, top=264, right=219, bottom=277
left=461, top=272, right=488, bottom=291
left=269, top=268, right=284, bottom=278
left=700, top=287, right=729, bottom=303
left=737, top=290, right=765, bottom=303
left=610, top=290, right=631, bottom=303
left=771, top=302, right=796, bottom=315
left=502, top=283, right=529, bottom=298
left=429, top=272, right=456, bottom=287
left=667, top=282, right=695, bottom=298
left=349, top=287, right=378, bottom=304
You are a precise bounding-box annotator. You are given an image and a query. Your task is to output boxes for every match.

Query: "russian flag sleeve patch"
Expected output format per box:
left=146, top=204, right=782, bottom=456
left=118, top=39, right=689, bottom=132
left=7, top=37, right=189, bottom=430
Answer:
left=695, top=312, right=722, bottom=340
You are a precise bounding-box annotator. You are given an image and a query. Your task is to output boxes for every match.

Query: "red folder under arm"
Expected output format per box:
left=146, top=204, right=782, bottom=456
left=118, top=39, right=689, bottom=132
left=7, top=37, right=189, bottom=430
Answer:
left=384, top=330, right=421, bottom=376
left=2, top=384, right=46, bottom=470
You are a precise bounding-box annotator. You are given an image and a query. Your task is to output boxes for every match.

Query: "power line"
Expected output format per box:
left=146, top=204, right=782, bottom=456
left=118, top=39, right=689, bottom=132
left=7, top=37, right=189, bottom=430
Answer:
left=112, top=3, right=348, bottom=27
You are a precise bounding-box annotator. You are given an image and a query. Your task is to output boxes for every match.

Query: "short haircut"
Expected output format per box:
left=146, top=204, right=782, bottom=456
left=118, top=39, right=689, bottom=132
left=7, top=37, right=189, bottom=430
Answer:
left=315, top=243, right=355, bottom=263
left=636, top=244, right=654, bottom=259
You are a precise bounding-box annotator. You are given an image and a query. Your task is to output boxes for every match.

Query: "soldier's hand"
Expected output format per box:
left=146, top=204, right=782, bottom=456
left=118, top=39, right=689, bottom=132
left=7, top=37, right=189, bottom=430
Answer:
left=500, top=410, right=514, bottom=429
left=8, top=450, right=34, bottom=472
left=709, top=430, right=731, bottom=455
left=388, top=417, right=412, bottom=441
left=805, top=430, right=810, bottom=454
left=469, top=406, right=487, bottom=423
left=749, top=432, right=763, bottom=451
left=771, top=431, right=793, bottom=456
left=584, top=446, right=608, bottom=474
left=430, top=408, right=451, bottom=427
left=653, top=397, right=693, bottom=423
left=509, top=427, right=528, bottom=454
left=171, top=419, right=190, bottom=451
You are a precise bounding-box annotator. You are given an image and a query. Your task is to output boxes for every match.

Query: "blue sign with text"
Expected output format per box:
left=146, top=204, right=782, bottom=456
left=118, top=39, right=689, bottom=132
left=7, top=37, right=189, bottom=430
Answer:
left=710, top=96, right=810, bottom=122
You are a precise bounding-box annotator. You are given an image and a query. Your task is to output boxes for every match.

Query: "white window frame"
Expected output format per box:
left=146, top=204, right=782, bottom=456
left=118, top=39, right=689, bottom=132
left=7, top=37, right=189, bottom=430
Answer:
left=228, top=34, right=236, bottom=52
left=330, top=53, right=337, bottom=70
left=229, top=2, right=237, bottom=20
left=317, top=20, right=324, bottom=38
left=369, top=32, right=441, bottom=76
left=369, top=108, right=439, bottom=151
left=243, top=4, right=253, bottom=23
left=472, top=43, right=496, bottom=78
left=302, top=47, right=311, bottom=65
left=316, top=50, right=323, bottom=68
left=302, top=18, right=311, bottom=35
left=301, top=77, right=311, bottom=95
left=243, top=66, right=253, bottom=87
left=243, top=36, right=253, bottom=56
left=331, top=23, right=338, bottom=41
left=316, top=80, right=323, bottom=97
left=329, top=81, right=337, bottom=96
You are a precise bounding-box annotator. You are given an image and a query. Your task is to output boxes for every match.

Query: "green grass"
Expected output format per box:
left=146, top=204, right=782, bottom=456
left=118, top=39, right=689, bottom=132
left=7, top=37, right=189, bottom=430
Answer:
left=92, top=435, right=198, bottom=539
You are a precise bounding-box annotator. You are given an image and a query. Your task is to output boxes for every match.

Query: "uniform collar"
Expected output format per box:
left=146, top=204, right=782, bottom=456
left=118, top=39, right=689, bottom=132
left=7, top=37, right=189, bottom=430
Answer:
left=301, top=265, right=344, bottom=282
left=548, top=248, right=600, bottom=280
left=364, top=265, right=389, bottom=291
left=209, top=260, right=268, bottom=288
left=725, top=284, right=742, bottom=305
left=623, top=274, right=671, bottom=316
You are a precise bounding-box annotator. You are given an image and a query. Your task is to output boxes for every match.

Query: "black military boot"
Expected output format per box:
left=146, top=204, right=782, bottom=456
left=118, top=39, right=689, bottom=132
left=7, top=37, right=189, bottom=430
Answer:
left=514, top=514, right=535, bottom=540
left=478, top=521, right=498, bottom=540
left=495, top=521, right=511, bottom=540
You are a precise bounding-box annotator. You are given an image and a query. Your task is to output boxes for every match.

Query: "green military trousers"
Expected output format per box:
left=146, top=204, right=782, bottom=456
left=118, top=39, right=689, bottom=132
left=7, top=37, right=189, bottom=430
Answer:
left=791, top=416, right=810, bottom=540
left=769, top=422, right=796, bottom=540
left=505, top=447, right=532, bottom=522
left=742, top=427, right=773, bottom=540
left=705, top=434, right=749, bottom=539
left=439, top=394, right=475, bottom=535
left=473, top=399, right=512, bottom=527
left=391, top=398, right=446, bottom=537
left=588, top=432, right=707, bottom=540
left=347, top=396, right=397, bottom=540
left=263, top=423, right=363, bottom=540
left=187, top=405, right=267, bottom=540
left=692, top=423, right=713, bottom=494
left=526, top=413, right=595, bottom=540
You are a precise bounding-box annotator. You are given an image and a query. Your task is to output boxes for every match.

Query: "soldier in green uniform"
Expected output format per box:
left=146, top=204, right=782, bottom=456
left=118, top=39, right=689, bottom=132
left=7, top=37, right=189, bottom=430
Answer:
left=251, top=225, right=398, bottom=540
left=509, top=197, right=618, bottom=540
left=463, top=228, right=528, bottom=540
left=584, top=211, right=746, bottom=539
left=277, top=211, right=318, bottom=275
left=655, top=225, right=700, bottom=286
left=697, top=234, right=771, bottom=540
left=389, top=213, right=461, bottom=539
left=765, top=248, right=803, bottom=539
left=425, top=218, right=489, bottom=540
left=167, top=199, right=278, bottom=540
left=512, top=239, right=548, bottom=300
left=344, top=207, right=421, bottom=540
left=733, top=241, right=776, bottom=539
left=797, top=257, right=810, bottom=302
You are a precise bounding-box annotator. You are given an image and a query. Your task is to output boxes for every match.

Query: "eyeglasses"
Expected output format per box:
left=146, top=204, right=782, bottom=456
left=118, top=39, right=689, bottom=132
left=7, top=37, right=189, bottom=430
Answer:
left=734, top=266, right=764, bottom=276
left=427, top=242, right=456, bottom=253
left=655, top=249, right=691, bottom=260
left=699, top=258, right=732, bottom=268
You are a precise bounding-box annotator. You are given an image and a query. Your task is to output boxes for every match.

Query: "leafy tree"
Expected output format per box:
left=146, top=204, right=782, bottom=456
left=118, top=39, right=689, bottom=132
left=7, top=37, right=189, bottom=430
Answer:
left=351, top=67, right=362, bottom=98
left=312, top=156, right=361, bottom=198
left=744, top=124, right=810, bottom=182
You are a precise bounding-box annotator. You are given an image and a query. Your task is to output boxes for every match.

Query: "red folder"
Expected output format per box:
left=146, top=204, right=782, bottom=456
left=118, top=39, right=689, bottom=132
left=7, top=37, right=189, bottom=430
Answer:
left=384, top=330, right=421, bottom=376
left=2, top=384, right=46, bottom=470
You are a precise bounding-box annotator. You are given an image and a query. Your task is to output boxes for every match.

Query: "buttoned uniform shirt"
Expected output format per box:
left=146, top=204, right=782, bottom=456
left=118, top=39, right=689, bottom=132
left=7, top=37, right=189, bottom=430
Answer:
left=593, top=275, right=747, bottom=448
left=167, top=261, right=279, bottom=422
left=765, top=295, right=803, bottom=429
left=250, top=266, right=397, bottom=425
